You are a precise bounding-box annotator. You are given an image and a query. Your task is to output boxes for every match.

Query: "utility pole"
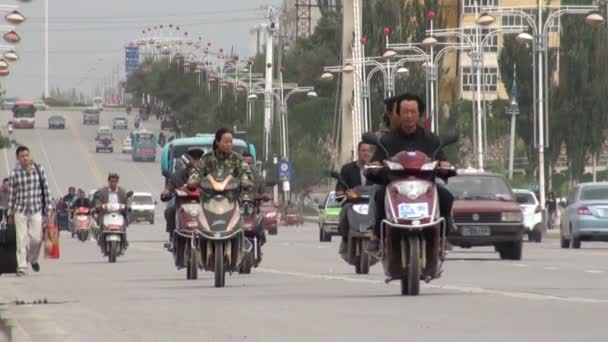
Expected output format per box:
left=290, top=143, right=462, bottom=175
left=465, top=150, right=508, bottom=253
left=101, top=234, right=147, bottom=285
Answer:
left=337, top=0, right=355, bottom=164
left=508, top=66, right=519, bottom=180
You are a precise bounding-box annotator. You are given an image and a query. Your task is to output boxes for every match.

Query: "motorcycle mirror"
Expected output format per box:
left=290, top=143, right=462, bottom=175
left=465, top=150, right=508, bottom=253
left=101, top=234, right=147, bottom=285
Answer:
left=126, top=191, right=134, bottom=198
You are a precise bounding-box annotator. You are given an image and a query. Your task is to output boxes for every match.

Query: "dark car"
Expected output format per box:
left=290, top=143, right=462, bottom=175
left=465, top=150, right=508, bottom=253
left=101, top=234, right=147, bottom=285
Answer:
left=48, top=115, right=66, bottom=129
left=445, top=170, right=524, bottom=260
left=95, top=132, right=114, bottom=153
left=112, top=116, right=128, bottom=129
left=161, top=115, right=177, bottom=130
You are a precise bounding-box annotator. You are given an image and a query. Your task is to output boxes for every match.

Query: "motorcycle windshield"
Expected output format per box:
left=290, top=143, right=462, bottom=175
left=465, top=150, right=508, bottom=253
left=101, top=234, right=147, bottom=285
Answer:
left=180, top=203, right=202, bottom=217
left=104, top=213, right=125, bottom=227
left=203, top=196, right=235, bottom=215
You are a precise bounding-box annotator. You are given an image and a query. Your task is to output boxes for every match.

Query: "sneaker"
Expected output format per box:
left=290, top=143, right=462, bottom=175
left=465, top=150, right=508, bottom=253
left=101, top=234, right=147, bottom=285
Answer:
left=16, top=269, right=26, bottom=276
left=31, top=262, right=40, bottom=272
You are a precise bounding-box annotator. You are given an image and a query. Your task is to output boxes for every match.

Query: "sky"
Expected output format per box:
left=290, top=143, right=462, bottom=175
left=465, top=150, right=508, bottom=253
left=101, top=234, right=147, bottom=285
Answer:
left=3, top=0, right=281, bottom=99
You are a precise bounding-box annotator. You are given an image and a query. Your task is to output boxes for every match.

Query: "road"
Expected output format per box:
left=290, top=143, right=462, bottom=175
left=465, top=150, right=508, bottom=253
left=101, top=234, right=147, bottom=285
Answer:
left=0, top=109, right=607, bottom=342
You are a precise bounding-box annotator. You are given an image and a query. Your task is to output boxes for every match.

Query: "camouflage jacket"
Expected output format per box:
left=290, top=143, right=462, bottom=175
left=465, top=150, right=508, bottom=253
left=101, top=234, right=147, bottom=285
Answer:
left=189, top=150, right=253, bottom=184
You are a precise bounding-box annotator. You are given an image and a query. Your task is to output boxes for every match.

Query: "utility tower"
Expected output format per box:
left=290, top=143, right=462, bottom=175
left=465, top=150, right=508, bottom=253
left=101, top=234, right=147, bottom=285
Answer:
left=296, top=0, right=312, bottom=40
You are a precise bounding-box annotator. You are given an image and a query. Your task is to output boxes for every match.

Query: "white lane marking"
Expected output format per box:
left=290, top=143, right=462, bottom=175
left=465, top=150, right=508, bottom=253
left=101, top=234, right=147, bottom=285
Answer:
left=36, top=131, right=62, bottom=195
left=585, top=270, right=604, bottom=274
left=130, top=161, right=157, bottom=195
left=543, top=266, right=558, bottom=271
left=512, top=263, right=528, bottom=267
left=256, top=268, right=608, bottom=304
left=65, top=116, right=103, bottom=184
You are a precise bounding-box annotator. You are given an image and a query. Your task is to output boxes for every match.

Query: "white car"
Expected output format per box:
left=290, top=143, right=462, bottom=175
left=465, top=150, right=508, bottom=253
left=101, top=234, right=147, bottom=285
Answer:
left=122, top=137, right=132, bottom=153
left=513, top=189, right=543, bottom=243
left=127, top=192, right=156, bottom=224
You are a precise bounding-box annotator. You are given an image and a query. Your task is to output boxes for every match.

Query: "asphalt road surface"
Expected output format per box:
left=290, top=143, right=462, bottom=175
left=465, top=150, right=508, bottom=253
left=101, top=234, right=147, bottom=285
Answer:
left=0, top=109, right=607, bottom=342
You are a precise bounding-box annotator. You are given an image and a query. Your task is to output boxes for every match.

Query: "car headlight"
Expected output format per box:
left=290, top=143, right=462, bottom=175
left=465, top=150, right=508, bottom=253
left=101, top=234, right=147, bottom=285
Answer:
left=394, top=180, right=430, bottom=200
left=266, top=212, right=277, bottom=218
left=352, top=204, right=369, bottom=215
left=501, top=212, right=522, bottom=222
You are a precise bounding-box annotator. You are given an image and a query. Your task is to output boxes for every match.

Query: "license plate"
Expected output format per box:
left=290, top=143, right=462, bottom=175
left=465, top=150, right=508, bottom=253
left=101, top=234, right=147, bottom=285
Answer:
left=461, top=226, right=491, bottom=236
left=397, top=203, right=429, bottom=218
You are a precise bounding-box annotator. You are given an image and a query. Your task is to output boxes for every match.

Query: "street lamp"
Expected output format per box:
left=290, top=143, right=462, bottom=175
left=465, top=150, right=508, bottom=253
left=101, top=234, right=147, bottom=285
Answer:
left=396, top=67, right=409, bottom=75
left=247, top=93, right=258, bottom=100
left=306, top=90, right=318, bottom=97
left=320, top=72, right=334, bottom=81
left=476, top=13, right=496, bottom=26
left=342, top=64, right=354, bottom=73
left=3, top=50, right=17, bottom=61
left=4, top=10, right=25, bottom=25
left=3, top=30, right=19, bottom=43
left=515, top=32, right=534, bottom=43
left=421, top=36, right=438, bottom=48
left=382, top=50, right=397, bottom=60
left=584, top=11, right=605, bottom=26
left=0, top=59, right=7, bottom=69
left=0, top=68, right=9, bottom=77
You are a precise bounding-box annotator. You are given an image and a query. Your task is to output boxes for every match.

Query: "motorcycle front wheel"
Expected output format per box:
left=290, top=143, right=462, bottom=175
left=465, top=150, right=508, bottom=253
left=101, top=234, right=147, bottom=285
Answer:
left=401, top=235, right=421, bottom=296
left=186, top=244, right=198, bottom=280
left=214, top=241, right=225, bottom=288
left=108, top=241, right=118, bottom=263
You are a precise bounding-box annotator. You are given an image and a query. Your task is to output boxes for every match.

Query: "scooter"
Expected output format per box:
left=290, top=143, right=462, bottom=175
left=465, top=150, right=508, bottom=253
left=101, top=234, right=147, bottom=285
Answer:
left=238, top=192, right=268, bottom=274
left=330, top=173, right=378, bottom=274
left=171, top=184, right=204, bottom=280
left=361, top=131, right=458, bottom=296
left=72, top=207, right=93, bottom=242
left=97, top=202, right=130, bottom=263
left=190, top=171, right=250, bottom=287
left=7, top=121, right=12, bottom=134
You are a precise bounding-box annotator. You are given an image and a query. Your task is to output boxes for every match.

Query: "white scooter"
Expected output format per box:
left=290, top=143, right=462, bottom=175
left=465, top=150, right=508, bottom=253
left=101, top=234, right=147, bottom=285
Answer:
left=7, top=121, right=13, bottom=134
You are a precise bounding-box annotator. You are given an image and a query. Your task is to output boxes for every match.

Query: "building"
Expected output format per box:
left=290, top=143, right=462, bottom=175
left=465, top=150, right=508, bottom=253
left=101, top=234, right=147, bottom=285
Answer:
left=458, top=0, right=561, bottom=101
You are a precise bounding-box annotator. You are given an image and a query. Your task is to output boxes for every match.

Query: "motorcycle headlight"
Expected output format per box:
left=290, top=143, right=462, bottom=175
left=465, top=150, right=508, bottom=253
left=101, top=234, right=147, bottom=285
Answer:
left=394, top=181, right=430, bottom=200
left=246, top=204, right=255, bottom=215
left=501, top=212, right=522, bottom=222
left=266, top=212, right=277, bottom=218
left=384, top=160, right=404, bottom=171
left=240, top=206, right=246, bottom=215
left=352, top=204, right=369, bottom=215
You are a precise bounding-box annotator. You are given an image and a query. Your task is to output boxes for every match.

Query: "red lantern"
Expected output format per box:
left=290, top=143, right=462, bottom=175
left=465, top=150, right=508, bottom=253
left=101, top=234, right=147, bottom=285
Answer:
left=360, top=36, right=367, bottom=45
left=3, top=31, right=20, bottom=43
left=428, top=11, right=436, bottom=20
left=383, top=27, right=391, bottom=36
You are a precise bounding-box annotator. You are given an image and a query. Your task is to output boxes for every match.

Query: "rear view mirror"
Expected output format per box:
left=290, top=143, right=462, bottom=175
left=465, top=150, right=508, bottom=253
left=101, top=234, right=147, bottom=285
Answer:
left=126, top=191, right=134, bottom=198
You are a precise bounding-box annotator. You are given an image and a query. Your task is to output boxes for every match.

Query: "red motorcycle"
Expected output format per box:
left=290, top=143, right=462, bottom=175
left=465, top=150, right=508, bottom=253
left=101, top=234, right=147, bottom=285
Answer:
left=238, top=193, right=269, bottom=274
left=171, top=185, right=204, bottom=280
left=362, top=131, right=458, bottom=296
left=260, top=203, right=279, bottom=235
left=72, top=207, right=93, bottom=242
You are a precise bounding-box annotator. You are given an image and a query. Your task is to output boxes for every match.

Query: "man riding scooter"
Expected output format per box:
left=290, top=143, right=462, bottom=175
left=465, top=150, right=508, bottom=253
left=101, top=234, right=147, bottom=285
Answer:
left=366, top=93, right=455, bottom=254
left=160, top=147, right=205, bottom=250
left=336, top=142, right=373, bottom=254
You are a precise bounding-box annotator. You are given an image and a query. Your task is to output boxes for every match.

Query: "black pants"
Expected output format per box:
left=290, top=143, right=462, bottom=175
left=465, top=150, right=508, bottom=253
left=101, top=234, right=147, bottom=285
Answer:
left=164, top=206, right=176, bottom=234
left=374, top=183, right=454, bottom=237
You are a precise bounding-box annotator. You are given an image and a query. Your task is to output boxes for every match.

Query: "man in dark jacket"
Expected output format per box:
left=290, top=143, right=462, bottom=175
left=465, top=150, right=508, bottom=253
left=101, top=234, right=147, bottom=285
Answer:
left=160, top=147, right=205, bottom=249
left=367, top=93, right=454, bottom=253
left=335, top=141, right=373, bottom=253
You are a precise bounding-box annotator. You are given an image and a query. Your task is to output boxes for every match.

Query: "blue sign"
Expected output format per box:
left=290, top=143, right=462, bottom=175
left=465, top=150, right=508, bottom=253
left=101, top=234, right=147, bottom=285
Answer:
left=277, top=160, right=292, bottom=182
left=125, top=46, right=140, bottom=75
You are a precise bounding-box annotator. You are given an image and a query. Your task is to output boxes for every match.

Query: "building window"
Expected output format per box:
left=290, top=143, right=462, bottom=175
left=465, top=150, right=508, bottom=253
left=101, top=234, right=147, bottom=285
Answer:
left=462, top=66, right=498, bottom=92
left=463, top=0, right=499, bottom=14
left=462, top=28, right=498, bottom=53
left=501, top=9, right=559, bottom=32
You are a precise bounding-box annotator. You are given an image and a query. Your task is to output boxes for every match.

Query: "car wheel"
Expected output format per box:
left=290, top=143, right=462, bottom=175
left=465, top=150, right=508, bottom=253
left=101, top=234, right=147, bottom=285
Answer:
left=319, top=226, right=330, bottom=242
left=571, top=237, right=581, bottom=249
left=498, top=240, right=523, bottom=260
left=560, top=235, right=570, bottom=248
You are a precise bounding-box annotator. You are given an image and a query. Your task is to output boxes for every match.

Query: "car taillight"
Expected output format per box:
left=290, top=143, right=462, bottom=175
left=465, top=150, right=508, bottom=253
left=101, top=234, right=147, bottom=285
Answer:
left=577, top=206, right=592, bottom=215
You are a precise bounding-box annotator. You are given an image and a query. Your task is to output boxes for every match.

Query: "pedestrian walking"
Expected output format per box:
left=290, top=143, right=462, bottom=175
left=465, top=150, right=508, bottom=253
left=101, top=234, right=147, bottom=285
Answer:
left=7, top=146, right=51, bottom=276
left=0, top=178, right=9, bottom=221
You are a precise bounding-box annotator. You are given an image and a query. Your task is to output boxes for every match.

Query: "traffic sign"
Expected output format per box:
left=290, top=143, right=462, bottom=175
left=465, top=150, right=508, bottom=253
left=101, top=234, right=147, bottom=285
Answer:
left=277, top=160, right=292, bottom=182
left=125, top=46, right=140, bottom=75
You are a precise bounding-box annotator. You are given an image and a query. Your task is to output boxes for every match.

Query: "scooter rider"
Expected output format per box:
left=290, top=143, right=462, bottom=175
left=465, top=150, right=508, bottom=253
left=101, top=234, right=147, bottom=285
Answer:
left=187, top=128, right=253, bottom=189
left=95, top=173, right=130, bottom=229
left=366, top=93, right=455, bottom=253
left=160, top=147, right=205, bottom=249
left=335, top=141, right=373, bottom=253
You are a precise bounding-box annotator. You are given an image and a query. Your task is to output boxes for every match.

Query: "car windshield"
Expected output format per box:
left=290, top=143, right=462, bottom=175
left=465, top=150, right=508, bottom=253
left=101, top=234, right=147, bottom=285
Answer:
left=515, top=193, right=536, bottom=205
left=13, top=105, right=35, bottom=118
left=446, top=175, right=512, bottom=200
left=98, top=133, right=112, bottom=140
left=115, top=117, right=126, bottom=121
left=326, top=193, right=341, bottom=208
left=84, top=109, right=99, bottom=114
left=580, top=186, right=608, bottom=201
left=136, top=134, right=154, bottom=144
left=130, top=196, right=153, bottom=205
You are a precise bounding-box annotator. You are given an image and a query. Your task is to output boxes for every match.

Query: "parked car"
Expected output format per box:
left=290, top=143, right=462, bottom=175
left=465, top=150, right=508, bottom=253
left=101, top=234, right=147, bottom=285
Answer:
left=127, top=192, right=156, bottom=224
left=122, top=137, right=132, bottom=154
left=560, top=182, right=608, bottom=249
left=48, top=115, right=65, bottom=129
left=513, top=189, right=543, bottom=243
left=446, top=171, right=524, bottom=260
left=112, top=116, right=128, bottom=129
left=318, top=191, right=342, bottom=242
